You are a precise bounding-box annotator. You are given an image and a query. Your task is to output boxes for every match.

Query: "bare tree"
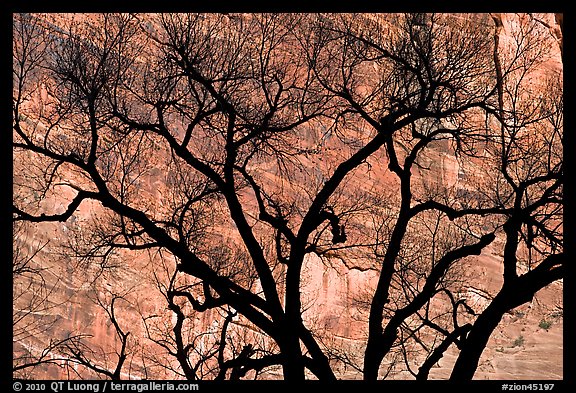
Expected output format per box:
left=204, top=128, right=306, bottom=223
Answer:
left=12, top=222, right=83, bottom=378
left=298, top=13, right=562, bottom=380
left=61, top=289, right=132, bottom=380
left=300, top=13, right=505, bottom=379
left=13, top=12, right=562, bottom=381
left=450, top=14, right=563, bottom=380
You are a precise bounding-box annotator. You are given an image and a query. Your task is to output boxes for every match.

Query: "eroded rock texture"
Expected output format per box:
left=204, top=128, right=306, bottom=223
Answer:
left=13, top=13, right=562, bottom=380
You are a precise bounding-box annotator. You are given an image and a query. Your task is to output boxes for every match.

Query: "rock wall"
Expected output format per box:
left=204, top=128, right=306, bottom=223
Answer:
left=13, top=12, right=563, bottom=380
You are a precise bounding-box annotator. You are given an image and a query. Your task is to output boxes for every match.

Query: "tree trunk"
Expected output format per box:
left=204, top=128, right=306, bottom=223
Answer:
left=363, top=208, right=411, bottom=380
left=363, top=334, right=383, bottom=380
left=451, top=254, right=563, bottom=380
left=279, top=332, right=306, bottom=380
left=449, top=292, right=509, bottom=381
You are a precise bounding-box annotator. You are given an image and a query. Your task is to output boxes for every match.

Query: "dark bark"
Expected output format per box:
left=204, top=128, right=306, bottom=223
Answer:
left=449, top=291, right=509, bottom=381
left=363, top=209, right=410, bottom=380
left=277, top=327, right=306, bottom=380
left=364, top=231, right=495, bottom=380
left=450, top=254, right=563, bottom=380
left=13, top=13, right=561, bottom=381
left=417, top=323, right=472, bottom=380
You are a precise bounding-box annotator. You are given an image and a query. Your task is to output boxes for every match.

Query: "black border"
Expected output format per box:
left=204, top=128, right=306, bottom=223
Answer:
left=4, top=2, right=572, bottom=392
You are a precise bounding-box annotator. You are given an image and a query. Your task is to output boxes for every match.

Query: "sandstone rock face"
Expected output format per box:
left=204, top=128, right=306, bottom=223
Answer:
left=13, top=13, right=562, bottom=380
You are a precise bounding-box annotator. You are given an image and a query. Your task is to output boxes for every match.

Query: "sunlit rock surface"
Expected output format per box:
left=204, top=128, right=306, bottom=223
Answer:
left=13, top=12, right=562, bottom=380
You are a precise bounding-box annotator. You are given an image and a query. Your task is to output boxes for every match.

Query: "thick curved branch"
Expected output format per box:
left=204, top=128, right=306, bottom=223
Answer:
left=13, top=190, right=100, bottom=222
left=416, top=323, right=472, bottom=380
left=409, top=200, right=511, bottom=220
